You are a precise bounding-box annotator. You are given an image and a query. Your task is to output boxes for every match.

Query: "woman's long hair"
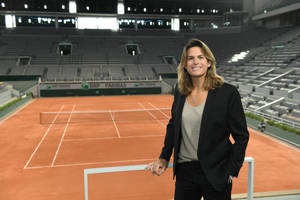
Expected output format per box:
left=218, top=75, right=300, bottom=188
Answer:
left=177, top=39, right=224, bottom=96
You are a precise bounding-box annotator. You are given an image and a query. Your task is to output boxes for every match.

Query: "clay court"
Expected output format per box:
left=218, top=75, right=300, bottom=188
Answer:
left=1, top=95, right=300, bottom=200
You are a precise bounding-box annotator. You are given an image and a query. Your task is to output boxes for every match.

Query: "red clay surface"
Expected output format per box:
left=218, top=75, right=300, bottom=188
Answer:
left=0, top=95, right=299, bottom=200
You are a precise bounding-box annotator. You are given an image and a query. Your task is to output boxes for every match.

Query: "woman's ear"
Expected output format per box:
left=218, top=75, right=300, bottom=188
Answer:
left=208, top=60, right=212, bottom=68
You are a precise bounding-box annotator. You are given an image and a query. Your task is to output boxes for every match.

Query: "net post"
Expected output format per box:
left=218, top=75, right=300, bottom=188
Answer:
left=39, top=112, right=42, bottom=125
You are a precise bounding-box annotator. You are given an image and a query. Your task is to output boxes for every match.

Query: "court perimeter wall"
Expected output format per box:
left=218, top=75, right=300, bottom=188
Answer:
left=39, top=80, right=162, bottom=97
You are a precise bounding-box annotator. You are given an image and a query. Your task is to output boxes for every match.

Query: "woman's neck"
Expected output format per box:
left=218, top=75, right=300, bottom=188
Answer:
left=191, top=76, right=206, bottom=92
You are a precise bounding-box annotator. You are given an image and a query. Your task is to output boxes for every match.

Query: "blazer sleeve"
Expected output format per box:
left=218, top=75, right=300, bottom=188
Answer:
left=159, top=88, right=178, bottom=161
left=227, top=88, right=249, bottom=177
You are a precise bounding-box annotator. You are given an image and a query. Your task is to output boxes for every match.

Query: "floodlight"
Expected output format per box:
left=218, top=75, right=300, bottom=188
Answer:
left=5, top=15, right=16, bottom=28
left=171, top=18, right=180, bottom=31
left=69, top=1, right=77, bottom=13
left=117, top=2, right=125, bottom=14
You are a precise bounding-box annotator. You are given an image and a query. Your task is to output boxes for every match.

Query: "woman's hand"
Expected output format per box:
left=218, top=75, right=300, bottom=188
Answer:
left=145, top=158, right=168, bottom=176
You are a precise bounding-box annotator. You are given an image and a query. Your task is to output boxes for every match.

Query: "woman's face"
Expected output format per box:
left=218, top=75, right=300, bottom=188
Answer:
left=185, top=46, right=211, bottom=78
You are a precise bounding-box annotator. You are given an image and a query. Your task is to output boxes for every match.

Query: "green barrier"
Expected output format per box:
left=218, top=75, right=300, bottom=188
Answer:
left=0, top=75, right=40, bottom=81
left=159, top=73, right=177, bottom=79
left=0, top=96, right=32, bottom=120
left=40, top=87, right=161, bottom=97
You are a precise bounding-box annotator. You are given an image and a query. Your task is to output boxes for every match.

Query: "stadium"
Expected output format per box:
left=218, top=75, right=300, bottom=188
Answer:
left=0, top=0, right=299, bottom=200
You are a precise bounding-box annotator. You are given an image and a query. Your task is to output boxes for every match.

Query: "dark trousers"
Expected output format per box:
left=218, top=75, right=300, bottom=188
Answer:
left=174, top=161, right=232, bottom=200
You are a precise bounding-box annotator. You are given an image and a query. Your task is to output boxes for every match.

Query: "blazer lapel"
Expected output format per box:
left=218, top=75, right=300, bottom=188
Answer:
left=175, top=93, right=186, bottom=141
left=198, top=89, right=215, bottom=146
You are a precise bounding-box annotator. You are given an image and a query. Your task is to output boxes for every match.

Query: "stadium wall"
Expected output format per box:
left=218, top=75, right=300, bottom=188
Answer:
left=39, top=80, right=162, bottom=97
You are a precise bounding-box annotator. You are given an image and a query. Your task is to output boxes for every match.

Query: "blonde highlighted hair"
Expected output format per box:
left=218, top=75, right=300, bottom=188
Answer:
left=177, top=39, right=224, bottom=96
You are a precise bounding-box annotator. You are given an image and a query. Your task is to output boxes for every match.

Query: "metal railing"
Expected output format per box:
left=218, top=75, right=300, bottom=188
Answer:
left=245, top=108, right=300, bottom=130
left=84, top=157, right=254, bottom=200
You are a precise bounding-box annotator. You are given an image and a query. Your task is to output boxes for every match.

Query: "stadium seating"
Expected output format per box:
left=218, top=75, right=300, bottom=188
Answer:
left=0, top=25, right=299, bottom=123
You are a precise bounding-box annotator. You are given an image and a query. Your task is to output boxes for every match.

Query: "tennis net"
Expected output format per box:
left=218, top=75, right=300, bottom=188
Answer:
left=40, top=108, right=171, bottom=124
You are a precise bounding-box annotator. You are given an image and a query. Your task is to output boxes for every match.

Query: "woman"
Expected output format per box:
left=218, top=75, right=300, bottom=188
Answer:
left=146, top=39, right=249, bottom=200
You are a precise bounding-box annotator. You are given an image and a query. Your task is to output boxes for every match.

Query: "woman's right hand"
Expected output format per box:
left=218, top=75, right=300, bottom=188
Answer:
left=145, top=158, right=168, bottom=176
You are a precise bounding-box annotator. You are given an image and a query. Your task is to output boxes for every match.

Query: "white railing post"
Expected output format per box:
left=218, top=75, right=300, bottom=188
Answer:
left=245, top=157, right=254, bottom=200
left=84, top=170, right=89, bottom=200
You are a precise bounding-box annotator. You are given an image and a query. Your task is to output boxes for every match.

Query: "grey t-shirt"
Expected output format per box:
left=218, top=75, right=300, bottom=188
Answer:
left=177, top=98, right=206, bottom=163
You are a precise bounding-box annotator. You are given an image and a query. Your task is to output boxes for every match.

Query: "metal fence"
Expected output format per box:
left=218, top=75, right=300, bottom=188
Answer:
left=84, top=157, right=254, bottom=200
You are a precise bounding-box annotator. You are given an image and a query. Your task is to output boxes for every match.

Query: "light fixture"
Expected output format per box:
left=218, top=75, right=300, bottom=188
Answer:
left=62, top=5, right=65, bottom=10
left=44, top=5, right=47, bottom=10
left=179, top=8, right=182, bottom=13
left=5, top=15, right=16, bottom=28
left=24, top=4, right=28, bottom=9
left=117, top=2, right=124, bottom=14
left=69, top=1, right=77, bottom=13
left=86, top=6, right=90, bottom=11
left=1, top=2, right=5, bottom=8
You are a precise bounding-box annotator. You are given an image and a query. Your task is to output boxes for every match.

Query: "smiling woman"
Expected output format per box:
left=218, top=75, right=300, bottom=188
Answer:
left=145, top=39, right=249, bottom=200
left=186, top=47, right=211, bottom=78
left=177, top=39, right=224, bottom=96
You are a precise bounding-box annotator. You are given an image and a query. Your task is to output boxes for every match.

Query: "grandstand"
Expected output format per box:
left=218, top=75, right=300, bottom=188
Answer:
left=1, top=25, right=299, bottom=125
left=216, top=26, right=300, bottom=127
left=0, top=0, right=300, bottom=200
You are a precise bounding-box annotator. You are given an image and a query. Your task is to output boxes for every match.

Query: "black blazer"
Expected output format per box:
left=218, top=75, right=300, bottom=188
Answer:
left=159, top=83, right=249, bottom=191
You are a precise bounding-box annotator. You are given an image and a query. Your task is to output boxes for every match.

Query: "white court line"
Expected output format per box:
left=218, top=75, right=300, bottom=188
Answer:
left=63, top=134, right=164, bottom=142
left=138, top=103, right=165, bottom=128
left=148, top=102, right=171, bottom=119
left=0, top=99, right=36, bottom=125
left=109, top=110, right=121, bottom=138
left=249, top=127, right=300, bottom=152
left=24, top=158, right=156, bottom=170
left=24, top=105, right=64, bottom=169
left=51, top=104, right=76, bottom=167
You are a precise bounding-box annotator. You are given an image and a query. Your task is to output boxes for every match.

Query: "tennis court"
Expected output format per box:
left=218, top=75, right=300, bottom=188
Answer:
left=1, top=95, right=300, bottom=200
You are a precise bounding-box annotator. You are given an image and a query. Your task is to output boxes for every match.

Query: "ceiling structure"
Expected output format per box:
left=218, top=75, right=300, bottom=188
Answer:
left=0, top=0, right=242, bottom=15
